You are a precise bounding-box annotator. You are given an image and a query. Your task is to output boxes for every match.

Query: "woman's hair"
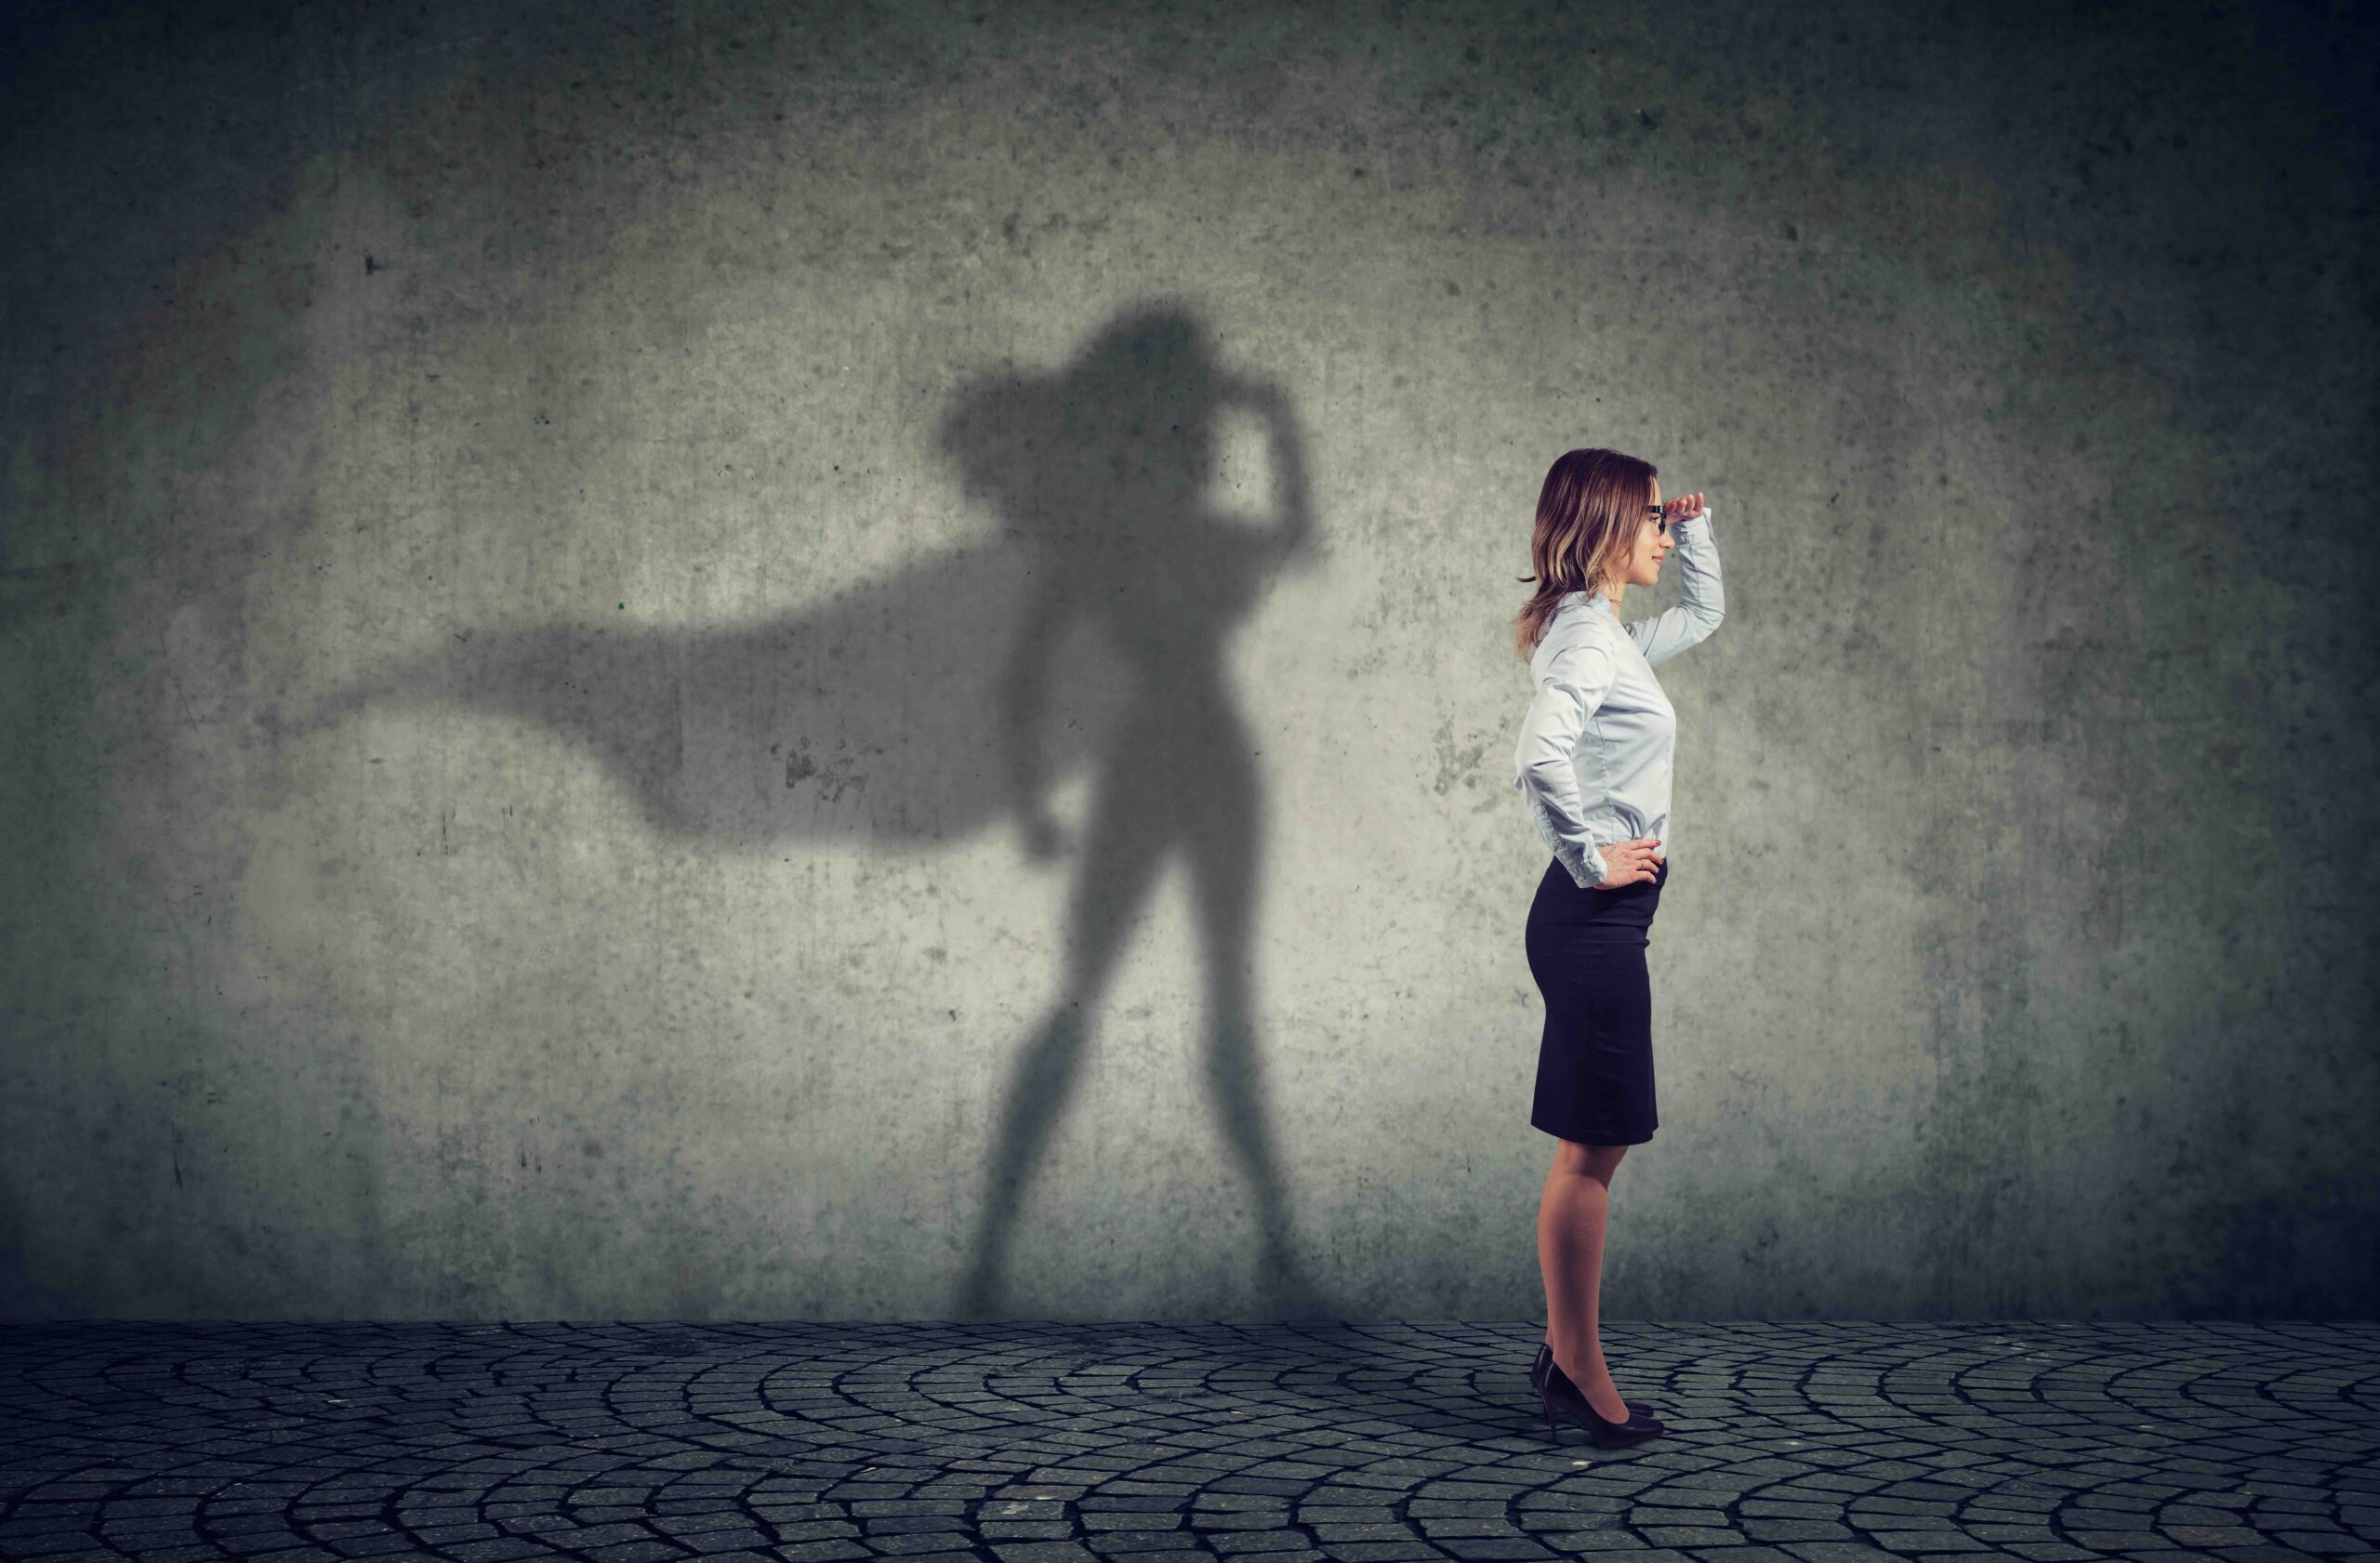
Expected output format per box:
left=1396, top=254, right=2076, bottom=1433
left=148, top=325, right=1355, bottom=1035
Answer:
left=1512, top=446, right=1658, bottom=660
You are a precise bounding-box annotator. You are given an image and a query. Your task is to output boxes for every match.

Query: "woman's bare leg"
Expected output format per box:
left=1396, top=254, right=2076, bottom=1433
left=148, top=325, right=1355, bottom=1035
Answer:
left=1538, top=1138, right=1632, bottom=1422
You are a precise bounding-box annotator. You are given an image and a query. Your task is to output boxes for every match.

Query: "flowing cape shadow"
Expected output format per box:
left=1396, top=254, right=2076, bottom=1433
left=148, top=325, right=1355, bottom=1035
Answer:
left=294, top=540, right=1134, bottom=847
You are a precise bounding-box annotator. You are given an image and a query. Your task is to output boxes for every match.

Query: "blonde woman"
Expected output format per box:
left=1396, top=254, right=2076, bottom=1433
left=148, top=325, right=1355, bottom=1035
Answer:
left=1511, top=447, right=1724, bottom=1447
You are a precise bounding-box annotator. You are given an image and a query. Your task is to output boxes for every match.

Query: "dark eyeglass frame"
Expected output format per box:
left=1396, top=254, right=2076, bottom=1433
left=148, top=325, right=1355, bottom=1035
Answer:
left=1643, top=505, right=1670, bottom=536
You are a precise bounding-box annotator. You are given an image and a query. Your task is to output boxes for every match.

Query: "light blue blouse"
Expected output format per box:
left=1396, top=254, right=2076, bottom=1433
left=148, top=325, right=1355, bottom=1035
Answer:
left=1512, top=508, right=1726, bottom=889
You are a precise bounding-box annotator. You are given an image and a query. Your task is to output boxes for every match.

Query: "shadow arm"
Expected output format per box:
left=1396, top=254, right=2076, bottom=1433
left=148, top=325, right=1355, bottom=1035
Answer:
left=1223, top=377, right=1317, bottom=573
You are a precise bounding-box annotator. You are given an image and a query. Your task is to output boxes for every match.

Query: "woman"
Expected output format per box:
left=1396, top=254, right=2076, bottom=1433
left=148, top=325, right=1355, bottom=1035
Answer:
left=1510, top=447, right=1725, bottom=1447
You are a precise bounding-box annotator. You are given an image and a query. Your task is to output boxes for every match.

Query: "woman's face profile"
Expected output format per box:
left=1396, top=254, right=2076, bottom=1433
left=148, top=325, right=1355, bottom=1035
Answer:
left=1619, top=479, right=1673, bottom=589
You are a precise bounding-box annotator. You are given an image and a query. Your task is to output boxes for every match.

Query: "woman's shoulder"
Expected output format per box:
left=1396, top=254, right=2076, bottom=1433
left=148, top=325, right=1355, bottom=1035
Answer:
left=1543, top=599, right=1621, bottom=641
left=1530, top=613, right=1622, bottom=672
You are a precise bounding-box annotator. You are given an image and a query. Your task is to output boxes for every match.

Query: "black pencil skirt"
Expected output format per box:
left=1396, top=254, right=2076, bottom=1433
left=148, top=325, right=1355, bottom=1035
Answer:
left=1525, top=853, right=1668, bottom=1146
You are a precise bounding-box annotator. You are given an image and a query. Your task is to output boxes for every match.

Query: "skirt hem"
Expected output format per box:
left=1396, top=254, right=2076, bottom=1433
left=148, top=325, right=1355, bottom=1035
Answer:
left=1530, top=1117, right=1657, bottom=1147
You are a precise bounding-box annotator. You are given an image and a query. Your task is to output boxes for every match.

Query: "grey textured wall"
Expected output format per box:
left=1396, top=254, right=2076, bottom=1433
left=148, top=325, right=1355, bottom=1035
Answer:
left=5, top=0, right=2374, bottom=1323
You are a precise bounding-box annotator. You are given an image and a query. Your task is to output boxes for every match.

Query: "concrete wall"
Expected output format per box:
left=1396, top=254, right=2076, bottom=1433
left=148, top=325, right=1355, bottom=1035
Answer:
left=4, top=0, right=2373, bottom=1322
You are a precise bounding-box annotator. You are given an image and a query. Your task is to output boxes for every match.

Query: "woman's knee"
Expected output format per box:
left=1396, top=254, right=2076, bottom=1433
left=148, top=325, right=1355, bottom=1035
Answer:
left=1552, top=1138, right=1627, bottom=1182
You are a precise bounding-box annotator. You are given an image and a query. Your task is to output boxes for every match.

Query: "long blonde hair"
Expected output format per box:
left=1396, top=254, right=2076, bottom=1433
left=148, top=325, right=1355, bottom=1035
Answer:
left=1512, top=447, right=1658, bottom=660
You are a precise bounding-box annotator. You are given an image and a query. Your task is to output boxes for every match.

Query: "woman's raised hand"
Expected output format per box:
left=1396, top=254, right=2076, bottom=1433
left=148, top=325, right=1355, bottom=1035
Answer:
left=1662, top=492, right=1706, bottom=523
left=1594, top=837, right=1665, bottom=889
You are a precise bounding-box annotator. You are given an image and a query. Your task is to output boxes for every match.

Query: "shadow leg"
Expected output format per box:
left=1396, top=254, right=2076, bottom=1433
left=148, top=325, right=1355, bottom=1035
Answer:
left=1183, top=723, right=1329, bottom=1320
left=951, top=749, right=1170, bottom=1320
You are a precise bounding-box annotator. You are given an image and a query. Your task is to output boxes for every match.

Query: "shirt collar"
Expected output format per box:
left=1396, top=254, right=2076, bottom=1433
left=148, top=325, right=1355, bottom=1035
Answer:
left=1559, top=589, right=1620, bottom=619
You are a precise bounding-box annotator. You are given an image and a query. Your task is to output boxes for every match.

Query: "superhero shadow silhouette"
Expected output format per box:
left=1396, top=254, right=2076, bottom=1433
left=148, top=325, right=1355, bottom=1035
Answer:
left=294, top=301, right=1331, bottom=1319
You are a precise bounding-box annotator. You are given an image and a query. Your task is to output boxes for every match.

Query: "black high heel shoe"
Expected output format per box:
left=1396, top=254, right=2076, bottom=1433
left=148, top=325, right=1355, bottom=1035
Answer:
left=1531, top=1343, right=1661, bottom=1418
left=1533, top=1347, right=1666, bottom=1448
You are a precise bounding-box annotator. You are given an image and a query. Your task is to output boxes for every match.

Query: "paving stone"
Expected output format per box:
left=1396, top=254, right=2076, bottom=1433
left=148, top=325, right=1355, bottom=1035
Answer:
left=1738, top=1522, right=1855, bottom=1543
left=1, top=1324, right=2375, bottom=1563
left=1209, top=1538, right=1313, bottom=1556
left=1860, top=1533, right=1990, bottom=1552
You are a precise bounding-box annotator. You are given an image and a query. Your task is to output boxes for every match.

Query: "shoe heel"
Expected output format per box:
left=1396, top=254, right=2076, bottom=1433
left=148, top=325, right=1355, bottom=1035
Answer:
left=1540, top=1363, right=1666, bottom=1450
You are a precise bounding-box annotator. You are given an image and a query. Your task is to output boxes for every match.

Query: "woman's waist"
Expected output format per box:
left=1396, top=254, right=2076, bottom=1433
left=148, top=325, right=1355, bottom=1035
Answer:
left=1558, top=748, right=1673, bottom=803
left=1533, top=852, right=1669, bottom=907
left=1565, top=796, right=1673, bottom=839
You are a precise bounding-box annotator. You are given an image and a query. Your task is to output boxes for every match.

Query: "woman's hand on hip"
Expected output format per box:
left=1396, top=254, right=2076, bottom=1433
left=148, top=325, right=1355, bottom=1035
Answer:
left=1594, top=838, right=1664, bottom=888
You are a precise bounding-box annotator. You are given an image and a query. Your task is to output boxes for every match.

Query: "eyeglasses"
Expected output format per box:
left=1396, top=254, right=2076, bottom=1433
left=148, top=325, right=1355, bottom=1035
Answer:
left=1643, top=506, right=1670, bottom=537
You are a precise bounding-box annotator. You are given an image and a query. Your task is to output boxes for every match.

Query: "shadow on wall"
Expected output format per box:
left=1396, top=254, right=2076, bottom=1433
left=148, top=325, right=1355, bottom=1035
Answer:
left=285, top=300, right=1334, bottom=1320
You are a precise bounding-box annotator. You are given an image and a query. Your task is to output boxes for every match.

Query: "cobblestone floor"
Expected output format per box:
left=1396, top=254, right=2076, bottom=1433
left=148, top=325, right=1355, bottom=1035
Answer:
left=3, top=1322, right=2374, bottom=1563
